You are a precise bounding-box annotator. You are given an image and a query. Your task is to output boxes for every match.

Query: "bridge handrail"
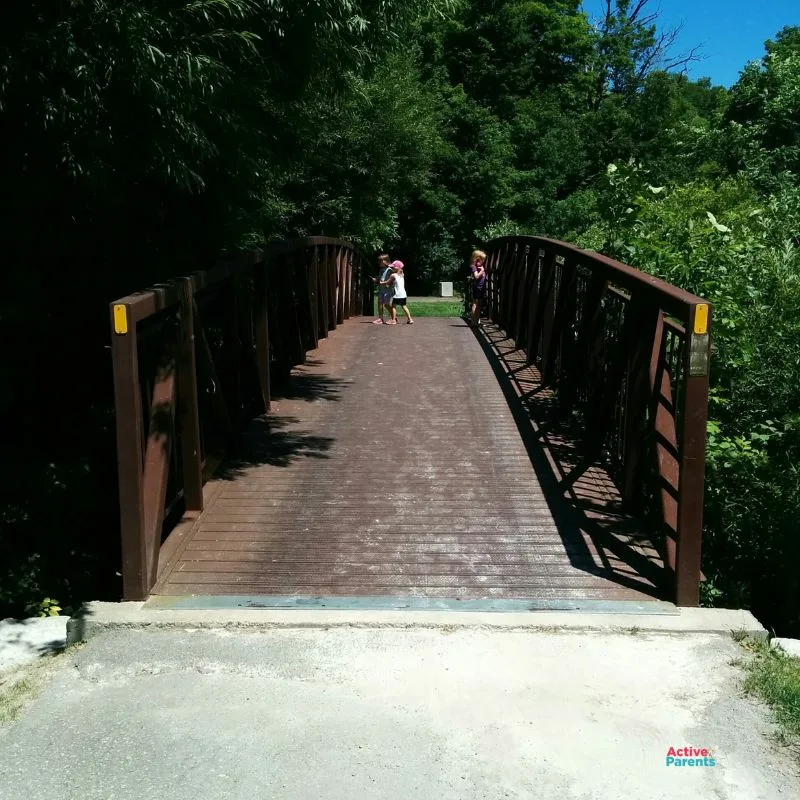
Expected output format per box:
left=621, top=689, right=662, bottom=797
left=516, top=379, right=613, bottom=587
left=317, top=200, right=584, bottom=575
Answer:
left=483, top=235, right=711, bottom=606
left=109, top=236, right=371, bottom=600
left=112, top=237, right=367, bottom=324
left=492, top=235, right=707, bottom=320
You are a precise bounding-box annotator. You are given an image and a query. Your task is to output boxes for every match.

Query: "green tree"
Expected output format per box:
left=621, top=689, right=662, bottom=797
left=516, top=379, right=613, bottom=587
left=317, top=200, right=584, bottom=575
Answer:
left=0, top=0, right=454, bottom=616
left=721, top=26, right=800, bottom=187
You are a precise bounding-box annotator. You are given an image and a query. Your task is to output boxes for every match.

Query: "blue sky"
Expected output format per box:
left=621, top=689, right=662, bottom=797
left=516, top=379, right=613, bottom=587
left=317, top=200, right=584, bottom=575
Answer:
left=581, top=0, right=800, bottom=87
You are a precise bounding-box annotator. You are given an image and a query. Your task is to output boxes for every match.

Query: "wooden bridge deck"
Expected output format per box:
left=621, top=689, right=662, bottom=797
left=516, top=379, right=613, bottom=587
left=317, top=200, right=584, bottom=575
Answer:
left=152, top=314, right=666, bottom=606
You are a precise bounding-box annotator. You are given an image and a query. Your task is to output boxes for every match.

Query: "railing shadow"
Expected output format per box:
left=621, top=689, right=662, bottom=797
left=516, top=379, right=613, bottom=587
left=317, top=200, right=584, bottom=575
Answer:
left=146, top=356, right=347, bottom=594
left=473, top=320, right=667, bottom=600
left=271, top=371, right=345, bottom=403
left=216, top=415, right=335, bottom=479
left=213, top=366, right=344, bottom=480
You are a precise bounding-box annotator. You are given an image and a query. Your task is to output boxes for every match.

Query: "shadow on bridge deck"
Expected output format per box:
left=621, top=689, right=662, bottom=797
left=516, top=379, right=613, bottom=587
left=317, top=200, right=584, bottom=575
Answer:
left=150, top=315, right=668, bottom=610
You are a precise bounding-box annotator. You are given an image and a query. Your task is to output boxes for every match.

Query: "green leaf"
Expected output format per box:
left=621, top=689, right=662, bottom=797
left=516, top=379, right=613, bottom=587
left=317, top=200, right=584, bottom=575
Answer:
left=706, top=211, right=731, bottom=233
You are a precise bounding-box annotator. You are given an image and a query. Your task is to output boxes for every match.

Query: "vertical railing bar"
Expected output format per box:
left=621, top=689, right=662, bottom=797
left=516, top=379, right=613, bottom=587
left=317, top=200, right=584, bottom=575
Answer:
left=650, top=313, right=680, bottom=577
left=319, top=245, right=330, bottom=337
left=141, top=356, right=177, bottom=589
left=254, top=261, right=271, bottom=414
left=327, top=244, right=337, bottom=331
left=177, top=278, right=203, bottom=511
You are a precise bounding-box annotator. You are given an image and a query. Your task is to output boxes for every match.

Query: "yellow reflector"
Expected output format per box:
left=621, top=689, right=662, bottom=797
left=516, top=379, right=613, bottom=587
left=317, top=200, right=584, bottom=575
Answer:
left=693, top=304, right=709, bottom=335
left=113, top=304, right=128, bottom=335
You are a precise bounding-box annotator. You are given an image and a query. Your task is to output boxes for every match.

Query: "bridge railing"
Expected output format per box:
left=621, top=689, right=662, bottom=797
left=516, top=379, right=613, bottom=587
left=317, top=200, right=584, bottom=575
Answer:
left=109, top=237, right=371, bottom=601
left=484, top=235, right=711, bottom=606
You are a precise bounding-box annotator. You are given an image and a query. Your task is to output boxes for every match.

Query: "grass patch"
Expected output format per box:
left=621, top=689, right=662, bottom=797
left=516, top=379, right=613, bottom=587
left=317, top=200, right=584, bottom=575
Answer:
left=0, top=673, right=39, bottom=725
left=0, top=644, right=82, bottom=725
left=372, top=297, right=466, bottom=318
left=733, top=635, right=800, bottom=747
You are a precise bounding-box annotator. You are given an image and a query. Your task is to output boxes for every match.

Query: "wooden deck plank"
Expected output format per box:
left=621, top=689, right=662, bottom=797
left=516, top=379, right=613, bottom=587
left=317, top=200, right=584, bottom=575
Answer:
left=184, top=538, right=604, bottom=549
left=164, top=572, right=652, bottom=589
left=153, top=316, right=665, bottom=602
left=178, top=553, right=612, bottom=567
left=156, top=587, right=655, bottom=602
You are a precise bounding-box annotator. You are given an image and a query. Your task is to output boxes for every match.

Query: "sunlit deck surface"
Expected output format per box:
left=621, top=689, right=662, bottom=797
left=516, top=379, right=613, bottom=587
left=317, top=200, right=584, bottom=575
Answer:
left=152, top=314, right=667, bottom=609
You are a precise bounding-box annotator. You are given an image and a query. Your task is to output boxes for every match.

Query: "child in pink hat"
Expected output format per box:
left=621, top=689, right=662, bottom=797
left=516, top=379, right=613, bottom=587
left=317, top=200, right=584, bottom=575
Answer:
left=379, top=261, right=413, bottom=324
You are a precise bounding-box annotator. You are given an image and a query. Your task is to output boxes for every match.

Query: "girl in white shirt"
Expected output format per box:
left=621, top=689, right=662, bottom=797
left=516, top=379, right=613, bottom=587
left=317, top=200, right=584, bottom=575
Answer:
left=380, top=261, right=414, bottom=325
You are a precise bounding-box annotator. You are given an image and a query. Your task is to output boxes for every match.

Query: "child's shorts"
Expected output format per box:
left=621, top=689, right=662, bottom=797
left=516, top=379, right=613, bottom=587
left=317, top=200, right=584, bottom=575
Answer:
left=392, top=297, right=408, bottom=307
left=472, top=284, right=486, bottom=300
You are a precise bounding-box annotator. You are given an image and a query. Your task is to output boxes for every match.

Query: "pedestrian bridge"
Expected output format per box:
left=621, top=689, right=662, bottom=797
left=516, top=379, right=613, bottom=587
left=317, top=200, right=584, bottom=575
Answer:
left=109, top=236, right=711, bottom=610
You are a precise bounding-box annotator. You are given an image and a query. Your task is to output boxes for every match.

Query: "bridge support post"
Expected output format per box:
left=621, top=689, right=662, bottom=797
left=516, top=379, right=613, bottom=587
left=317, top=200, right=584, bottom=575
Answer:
left=109, top=301, right=148, bottom=601
left=675, top=303, right=711, bottom=606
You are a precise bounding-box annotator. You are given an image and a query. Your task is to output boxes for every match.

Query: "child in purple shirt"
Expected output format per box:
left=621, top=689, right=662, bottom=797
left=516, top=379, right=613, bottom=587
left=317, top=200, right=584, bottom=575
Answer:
left=469, top=249, right=487, bottom=328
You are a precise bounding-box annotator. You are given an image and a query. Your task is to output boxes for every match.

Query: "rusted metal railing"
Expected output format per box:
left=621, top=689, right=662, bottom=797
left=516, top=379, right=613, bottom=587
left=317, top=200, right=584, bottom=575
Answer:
left=484, top=235, right=711, bottom=606
left=109, top=237, right=371, bottom=601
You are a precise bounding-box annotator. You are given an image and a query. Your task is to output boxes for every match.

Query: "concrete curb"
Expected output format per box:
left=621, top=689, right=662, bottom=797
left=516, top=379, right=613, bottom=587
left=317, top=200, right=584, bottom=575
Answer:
left=66, top=602, right=767, bottom=644
left=771, top=637, right=800, bottom=657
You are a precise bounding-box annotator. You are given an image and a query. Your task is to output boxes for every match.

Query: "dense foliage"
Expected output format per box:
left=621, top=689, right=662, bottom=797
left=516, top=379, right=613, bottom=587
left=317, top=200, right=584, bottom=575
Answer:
left=1, top=2, right=798, bottom=633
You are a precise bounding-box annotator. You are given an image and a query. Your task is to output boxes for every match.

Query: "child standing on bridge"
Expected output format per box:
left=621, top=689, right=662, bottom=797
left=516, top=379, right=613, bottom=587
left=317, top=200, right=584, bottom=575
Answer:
left=468, top=249, right=487, bottom=328
left=380, top=261, right=413, bottom=325
left=373, top=253, right=394, bottom=324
